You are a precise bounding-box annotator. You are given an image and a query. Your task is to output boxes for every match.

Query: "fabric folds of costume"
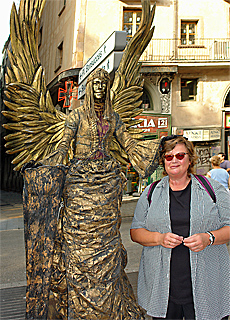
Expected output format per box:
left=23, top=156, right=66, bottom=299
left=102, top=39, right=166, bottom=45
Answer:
left=23, top=165, right=67, bottom=319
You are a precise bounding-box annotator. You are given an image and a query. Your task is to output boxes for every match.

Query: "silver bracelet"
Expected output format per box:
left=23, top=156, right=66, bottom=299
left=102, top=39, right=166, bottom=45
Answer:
left=206, top=231, right=215, bottom=246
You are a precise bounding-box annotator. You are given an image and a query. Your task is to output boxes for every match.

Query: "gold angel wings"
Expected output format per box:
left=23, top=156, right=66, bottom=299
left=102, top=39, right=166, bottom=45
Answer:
left=2, top=0, right=155, bottom=170
left=2, top=0, right=69, bottom=171
left=110, top=0, right=155, bottom=164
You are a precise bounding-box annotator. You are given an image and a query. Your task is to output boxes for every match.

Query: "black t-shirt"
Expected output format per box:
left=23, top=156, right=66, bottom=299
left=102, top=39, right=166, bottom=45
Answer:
left=169, top=181, right=193, bottom=305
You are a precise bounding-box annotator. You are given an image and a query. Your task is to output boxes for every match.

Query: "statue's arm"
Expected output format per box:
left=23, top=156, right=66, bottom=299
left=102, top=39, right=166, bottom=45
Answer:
left=41, top=111, right=79, bottom=165
left=114, top=113, right=161, bottom=178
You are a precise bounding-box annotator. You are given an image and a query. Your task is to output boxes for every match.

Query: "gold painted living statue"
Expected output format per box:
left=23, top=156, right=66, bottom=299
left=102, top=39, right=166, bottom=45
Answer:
left=2, top=0, right=160, bottom=319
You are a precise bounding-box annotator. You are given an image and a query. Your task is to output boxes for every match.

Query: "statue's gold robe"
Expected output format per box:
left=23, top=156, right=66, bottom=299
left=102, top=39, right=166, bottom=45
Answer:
left=23, top=105, right=161, bottom=319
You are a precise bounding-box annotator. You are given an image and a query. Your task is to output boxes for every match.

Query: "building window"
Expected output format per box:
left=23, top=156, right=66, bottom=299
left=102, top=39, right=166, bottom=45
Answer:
left=55, top=41, right=63, bottom=72
left=181, top=79, right=197, bottom=101
left=123, top=10, right=142, bottom=42
left=181, top=21, right=197, bottom=45
left=142, top=88, right=153, bottom=111
left=58, top=0, right=66, bottom=16
left=224, top=91, right=230, bottom=108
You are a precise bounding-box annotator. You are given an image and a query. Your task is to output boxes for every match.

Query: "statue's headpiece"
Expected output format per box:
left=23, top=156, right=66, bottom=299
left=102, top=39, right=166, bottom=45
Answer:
left=87, top=68, right=110, bottom=85
left=85, top=68, right=112, bottom=121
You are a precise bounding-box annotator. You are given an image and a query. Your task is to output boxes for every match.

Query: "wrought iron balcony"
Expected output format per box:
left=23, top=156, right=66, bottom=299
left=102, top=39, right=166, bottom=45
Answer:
left=140, top=38, right=230, bottom=62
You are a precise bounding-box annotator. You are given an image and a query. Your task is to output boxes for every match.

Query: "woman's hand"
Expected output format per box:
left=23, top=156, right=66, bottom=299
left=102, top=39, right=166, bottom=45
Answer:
left=130, top=229, right=183, bottom=248
left=183, top=233, right=210, bottom=252
left=184, top=227, right=230, bottom=251
left=160, top=232, right=183, bottom=249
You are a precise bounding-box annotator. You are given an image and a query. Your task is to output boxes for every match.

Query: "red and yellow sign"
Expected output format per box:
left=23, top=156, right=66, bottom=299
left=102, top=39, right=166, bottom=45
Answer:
left=135, top=114, right=171, bottom=137
left=58, top=81, right=78, bottom=107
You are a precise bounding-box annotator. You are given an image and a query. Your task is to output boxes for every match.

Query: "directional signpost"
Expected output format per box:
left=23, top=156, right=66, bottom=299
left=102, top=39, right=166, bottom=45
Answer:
left=78, top=31, right=126, bottom=99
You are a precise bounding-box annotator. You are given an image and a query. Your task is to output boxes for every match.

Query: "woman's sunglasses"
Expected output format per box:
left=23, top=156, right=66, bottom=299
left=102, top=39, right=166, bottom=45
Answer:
left=164, top=152, right=188, bottom=161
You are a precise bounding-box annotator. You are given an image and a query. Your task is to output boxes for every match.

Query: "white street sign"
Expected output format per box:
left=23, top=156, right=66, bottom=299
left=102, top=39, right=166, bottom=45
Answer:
left=78, top=31, right=126, bottom=84
left=78, top=51, right=123, bottom=99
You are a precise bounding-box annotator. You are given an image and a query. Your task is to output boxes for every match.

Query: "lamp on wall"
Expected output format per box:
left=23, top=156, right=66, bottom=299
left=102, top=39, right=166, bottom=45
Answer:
left=160, top=78, right=171, bottom=94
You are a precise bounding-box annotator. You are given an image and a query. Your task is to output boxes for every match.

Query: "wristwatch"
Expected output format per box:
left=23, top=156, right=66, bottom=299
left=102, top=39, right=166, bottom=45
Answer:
left=206, top=231, right=215, bottom=246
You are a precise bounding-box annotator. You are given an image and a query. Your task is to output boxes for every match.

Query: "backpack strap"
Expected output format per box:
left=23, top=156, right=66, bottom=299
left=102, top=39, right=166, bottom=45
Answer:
left=147, top=179, right=161, bottom=206
left=194, top=175, right=216, bottom=203
left=147, top=175, right=216, bottom=206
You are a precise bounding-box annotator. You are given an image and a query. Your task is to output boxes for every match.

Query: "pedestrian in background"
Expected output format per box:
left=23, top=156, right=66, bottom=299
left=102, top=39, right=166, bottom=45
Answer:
left=131, top=135, right=230, bottom=320
left=218, top=152, right=230, bottom=173
left=207, top=155, right=230, bottom=192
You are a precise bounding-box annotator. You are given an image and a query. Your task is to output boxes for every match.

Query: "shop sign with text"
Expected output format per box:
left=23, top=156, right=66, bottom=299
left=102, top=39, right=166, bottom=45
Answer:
left=134, top=114, right=170, bottom=134
left=183, top=129, right=221, bottom=141
left=183, top=130, right=203, bottom=141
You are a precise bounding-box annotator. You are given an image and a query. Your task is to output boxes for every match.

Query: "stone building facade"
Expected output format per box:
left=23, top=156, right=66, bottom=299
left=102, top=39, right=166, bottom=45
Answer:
left=39, top=0, right=230, bottom=174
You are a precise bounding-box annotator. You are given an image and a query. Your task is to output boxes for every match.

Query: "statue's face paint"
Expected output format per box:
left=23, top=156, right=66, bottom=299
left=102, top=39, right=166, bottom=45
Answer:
left=93, top=78, right=107, bottom=100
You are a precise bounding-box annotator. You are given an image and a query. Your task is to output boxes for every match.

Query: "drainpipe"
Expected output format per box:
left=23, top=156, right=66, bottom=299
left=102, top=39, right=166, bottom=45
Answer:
left=222, top=111, right=225, bottom=151
left=173, top=0, right=178, bottom=59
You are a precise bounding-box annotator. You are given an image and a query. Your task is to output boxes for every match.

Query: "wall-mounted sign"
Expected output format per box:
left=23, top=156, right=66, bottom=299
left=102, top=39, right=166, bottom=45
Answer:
left=225, top=112, right=230, bottom=128
left=183, top=130, right=203, bottom=141
left=203, top=130, right=210, bottom=140
left=183, top=129, right=221, bottom=141
left=78, top=31, right=126, bottom=84
left=78, top=52, right=123, bottom=99
left=58, top=81, right=78, bottom=107
left=210, top=129, right=221, bottom=140
left=134, top=114, right=170, bottom=135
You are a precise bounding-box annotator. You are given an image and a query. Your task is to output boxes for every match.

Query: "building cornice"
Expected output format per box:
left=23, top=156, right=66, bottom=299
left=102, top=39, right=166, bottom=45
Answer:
left=47, top=68, right=80, bottom=90
left=141, top=60, right=230, bottom=69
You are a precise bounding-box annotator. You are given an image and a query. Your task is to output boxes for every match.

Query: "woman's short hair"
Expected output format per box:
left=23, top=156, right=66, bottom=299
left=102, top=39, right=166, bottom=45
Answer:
left=159, top=136, right=198, bottom=176
left=211, top=155, right=221, bottom=166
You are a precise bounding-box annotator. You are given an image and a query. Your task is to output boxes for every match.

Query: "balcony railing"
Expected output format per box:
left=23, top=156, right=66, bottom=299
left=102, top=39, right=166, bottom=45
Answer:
left=140, top=38, right=230, bottom=62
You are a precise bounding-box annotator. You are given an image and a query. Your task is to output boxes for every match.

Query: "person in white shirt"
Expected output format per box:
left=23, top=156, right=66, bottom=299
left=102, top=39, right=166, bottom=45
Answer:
left=207, top=155, right=230, bottom=192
